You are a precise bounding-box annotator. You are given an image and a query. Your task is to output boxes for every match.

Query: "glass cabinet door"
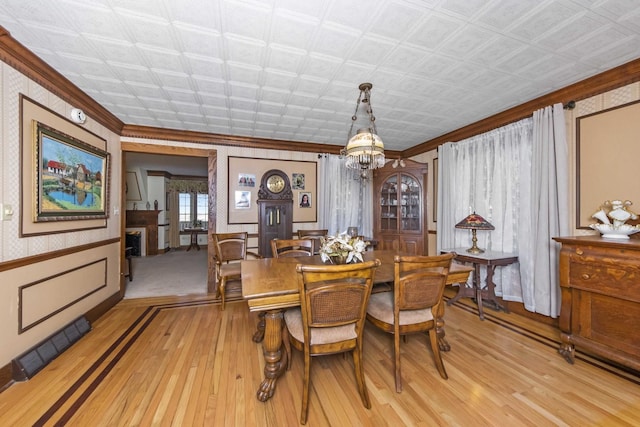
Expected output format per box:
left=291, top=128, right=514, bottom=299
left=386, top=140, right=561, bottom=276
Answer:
left=380, top=175, right=398, bottom=231
left=400, top=174, right=420, bottom=231
left=379, top=173, right=421, bottom=232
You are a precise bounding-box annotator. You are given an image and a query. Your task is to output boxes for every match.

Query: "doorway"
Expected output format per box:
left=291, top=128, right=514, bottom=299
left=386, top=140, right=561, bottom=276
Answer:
left=121, top=142, right=217, bottom=296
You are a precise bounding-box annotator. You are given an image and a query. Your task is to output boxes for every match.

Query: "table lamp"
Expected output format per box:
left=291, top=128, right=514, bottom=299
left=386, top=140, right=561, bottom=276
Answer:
left=455, top=212, right=494, bottom=254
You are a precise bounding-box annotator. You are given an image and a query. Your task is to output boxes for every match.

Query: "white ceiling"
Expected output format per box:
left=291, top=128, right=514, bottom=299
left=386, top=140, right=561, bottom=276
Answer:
left=1, top=0, right=639, bottom=151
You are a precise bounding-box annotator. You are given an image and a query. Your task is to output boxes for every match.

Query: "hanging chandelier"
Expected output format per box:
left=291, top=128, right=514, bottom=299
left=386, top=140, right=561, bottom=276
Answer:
left=341, top=83, right=385, bottom=178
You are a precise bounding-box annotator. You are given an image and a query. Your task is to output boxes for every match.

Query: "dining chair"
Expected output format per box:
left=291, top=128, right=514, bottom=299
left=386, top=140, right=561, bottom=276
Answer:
left=270, top=238, right=313, bottom=258
left=283, top=259, right=380, bottom=424
left=296, top=229, right=328, bottom=255
left=366, top=253, right=454, bottom=392
left=212, top=232, right=260, bottom=310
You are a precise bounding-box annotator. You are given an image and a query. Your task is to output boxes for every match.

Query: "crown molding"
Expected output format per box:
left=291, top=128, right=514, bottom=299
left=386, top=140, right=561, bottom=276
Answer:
left=0, top=26, right=124, bottom=134
left=403, top=58, right=640, bottom=157
left=122, top=124, right=339, bottom=155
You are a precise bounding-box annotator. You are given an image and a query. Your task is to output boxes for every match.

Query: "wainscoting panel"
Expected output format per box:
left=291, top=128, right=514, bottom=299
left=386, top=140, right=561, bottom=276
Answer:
left=19, top=259, right=107, bottom=332
left=0, top=241, right=120, bottom=371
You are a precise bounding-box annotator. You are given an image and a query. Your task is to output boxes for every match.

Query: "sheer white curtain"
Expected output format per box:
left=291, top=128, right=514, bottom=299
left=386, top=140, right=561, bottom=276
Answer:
left=521, top=103, right=569, bottom=317
left=437, top=119, right=533, bottom=304
left=437, top=104, right=568, bottom=317
left=318, top=154, right=373, bottom=237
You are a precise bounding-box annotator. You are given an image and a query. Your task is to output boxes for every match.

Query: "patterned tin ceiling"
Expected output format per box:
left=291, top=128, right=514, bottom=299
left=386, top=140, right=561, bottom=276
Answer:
left=1, top=0, right=639, bottom=151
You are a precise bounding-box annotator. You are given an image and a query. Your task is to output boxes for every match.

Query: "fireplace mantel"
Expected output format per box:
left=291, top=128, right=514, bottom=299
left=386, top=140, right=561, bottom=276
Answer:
left=126, top=210, right=161, bottom=255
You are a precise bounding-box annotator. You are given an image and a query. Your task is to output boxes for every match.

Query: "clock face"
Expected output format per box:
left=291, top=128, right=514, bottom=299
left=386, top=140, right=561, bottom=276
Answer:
left=267, top=175, right=285, bottom=193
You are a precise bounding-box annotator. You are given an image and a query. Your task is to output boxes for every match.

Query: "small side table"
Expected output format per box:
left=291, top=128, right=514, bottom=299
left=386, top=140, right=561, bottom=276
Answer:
left=184, top=228, right=205, bottom=251
left=441, top=249, right=518, bottom=320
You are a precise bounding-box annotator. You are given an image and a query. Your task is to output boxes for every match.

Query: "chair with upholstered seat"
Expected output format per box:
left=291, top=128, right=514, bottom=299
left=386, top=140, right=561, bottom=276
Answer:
left=297, top=229, right=328, bottom=255
left=212, top=232, right=260, bottom=310
left=283, top=259, right=380, bottom=424
left=366, top=253, right=454, bottom=392
left=270, top=238, right=314, bottom=258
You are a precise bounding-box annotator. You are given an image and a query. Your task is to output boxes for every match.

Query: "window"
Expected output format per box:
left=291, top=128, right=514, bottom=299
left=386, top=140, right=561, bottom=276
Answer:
left=179, top=192, right=208, bottom=227
left=197, top=193, right=208, bottom=224
left=179, top=193, right=191, bottom=223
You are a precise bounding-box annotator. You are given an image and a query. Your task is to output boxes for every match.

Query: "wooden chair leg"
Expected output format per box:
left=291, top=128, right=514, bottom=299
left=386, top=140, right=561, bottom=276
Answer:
left=127, top=256, right=133, bottom=281
left=282, top=324, right=292, bottom=370
left=214, top=276, right=221, bottom=299
left=429, top=329, right=448, bottom=379
left=301, top=352, right=312, bottom=425
left=394, top=332, right=402, bottom=393
left=220, top=278, right=226, bottom=311
left=353, top=345, right=371, bottom=409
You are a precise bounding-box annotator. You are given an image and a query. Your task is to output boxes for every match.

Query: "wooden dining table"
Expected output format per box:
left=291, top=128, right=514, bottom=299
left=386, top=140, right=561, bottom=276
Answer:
left=241, top=250, right=473, bottom=402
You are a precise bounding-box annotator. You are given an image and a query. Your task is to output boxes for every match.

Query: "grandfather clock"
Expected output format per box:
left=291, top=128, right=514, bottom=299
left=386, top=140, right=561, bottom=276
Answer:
left=257, top=169, right=293, bottom=257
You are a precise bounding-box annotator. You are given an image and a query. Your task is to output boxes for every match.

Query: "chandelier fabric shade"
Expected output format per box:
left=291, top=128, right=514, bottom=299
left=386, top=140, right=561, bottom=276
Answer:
left=343, top=130, right=385, bottom=170
left=342, top=83, right=385, bottom=175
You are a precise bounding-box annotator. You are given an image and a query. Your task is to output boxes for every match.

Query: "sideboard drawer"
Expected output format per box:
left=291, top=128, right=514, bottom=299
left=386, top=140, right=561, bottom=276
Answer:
left=569, top=260, right=640, bottom=301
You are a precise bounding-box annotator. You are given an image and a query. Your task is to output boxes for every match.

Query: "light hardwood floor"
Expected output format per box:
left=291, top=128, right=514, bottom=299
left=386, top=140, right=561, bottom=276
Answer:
left=0, top=289, right=638, bottom=426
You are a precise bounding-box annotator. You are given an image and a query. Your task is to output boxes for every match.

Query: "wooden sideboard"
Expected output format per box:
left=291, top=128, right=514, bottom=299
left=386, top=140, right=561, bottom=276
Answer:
left=126, top=210, right=161, bottom=256
left=553, top=235, right=640, bottom=371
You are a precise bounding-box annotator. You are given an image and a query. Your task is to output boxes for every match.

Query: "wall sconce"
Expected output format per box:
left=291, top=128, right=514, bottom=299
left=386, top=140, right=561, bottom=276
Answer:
left=392, top=159, right=405, bottom=168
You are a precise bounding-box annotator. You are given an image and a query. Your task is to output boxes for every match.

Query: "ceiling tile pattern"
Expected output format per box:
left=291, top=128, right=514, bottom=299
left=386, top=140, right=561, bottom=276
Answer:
left=1, top=0, right=639, bottom=150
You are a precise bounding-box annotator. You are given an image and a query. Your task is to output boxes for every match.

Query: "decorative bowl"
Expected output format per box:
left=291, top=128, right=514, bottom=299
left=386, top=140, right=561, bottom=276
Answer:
left=590, top=223, right=640, bottom=239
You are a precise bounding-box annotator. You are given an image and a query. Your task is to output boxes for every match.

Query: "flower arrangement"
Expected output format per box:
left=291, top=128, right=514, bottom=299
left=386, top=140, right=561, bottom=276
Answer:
left=319, top=234, right=368, bottom=264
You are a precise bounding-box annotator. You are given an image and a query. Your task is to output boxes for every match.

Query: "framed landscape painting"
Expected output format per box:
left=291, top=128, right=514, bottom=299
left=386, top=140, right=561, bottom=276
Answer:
left=34, top=122, right=110, bottom=221
left=21, top=95, right=109, bottom=236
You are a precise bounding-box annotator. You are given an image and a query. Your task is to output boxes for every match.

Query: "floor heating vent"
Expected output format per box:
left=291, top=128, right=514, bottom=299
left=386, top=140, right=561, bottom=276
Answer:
left=12, top=316, right=91, bottom=381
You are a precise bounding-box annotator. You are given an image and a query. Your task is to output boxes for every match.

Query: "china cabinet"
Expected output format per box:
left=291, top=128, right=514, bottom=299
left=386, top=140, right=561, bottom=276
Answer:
left=373, top=159, right=427, bottom=255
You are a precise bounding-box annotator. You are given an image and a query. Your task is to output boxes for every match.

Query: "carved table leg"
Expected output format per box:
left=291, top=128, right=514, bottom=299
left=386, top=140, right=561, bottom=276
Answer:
left=483, top=265, right=508, bottom=315
left=474, top=264, right=486, bottom=320
left=256, top=309, right=287, bottom=402
left=447, top=269, right=475, bottom=307
left=558, top=332, right=575, bottom=364
left=252, top=312, right=266, bottom=343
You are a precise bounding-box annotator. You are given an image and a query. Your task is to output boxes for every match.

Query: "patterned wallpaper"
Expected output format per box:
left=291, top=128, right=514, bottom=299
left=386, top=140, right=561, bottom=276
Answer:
left=0, top=63, right=121, bottom=263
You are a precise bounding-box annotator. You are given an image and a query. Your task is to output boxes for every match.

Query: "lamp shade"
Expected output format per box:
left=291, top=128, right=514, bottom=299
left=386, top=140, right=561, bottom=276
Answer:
left=455, top=212, right=494, bottom=230
left=455, top=212, right=494, bottom=254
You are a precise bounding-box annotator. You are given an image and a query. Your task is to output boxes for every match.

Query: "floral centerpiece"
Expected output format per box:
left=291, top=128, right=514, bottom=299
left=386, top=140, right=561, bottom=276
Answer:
left=319, top=234, right=368, bottom=264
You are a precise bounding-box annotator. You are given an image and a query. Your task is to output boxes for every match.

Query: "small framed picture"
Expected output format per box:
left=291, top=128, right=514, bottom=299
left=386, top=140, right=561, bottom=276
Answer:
left=238, top=173, right=255, bottom=187
left=292, top=173, right=305, bottom=190
left=299, top=192, right=311, bottom=208
left=235, top=191, right=251, bottom=209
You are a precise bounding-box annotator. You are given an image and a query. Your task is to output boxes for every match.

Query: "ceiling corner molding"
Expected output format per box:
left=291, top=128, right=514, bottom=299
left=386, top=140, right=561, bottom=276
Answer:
left=403, top=58, right=640, bottom=157
left=0, top=26, right=124, bottom=134
left=121, top=124, right=347, bottom=155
